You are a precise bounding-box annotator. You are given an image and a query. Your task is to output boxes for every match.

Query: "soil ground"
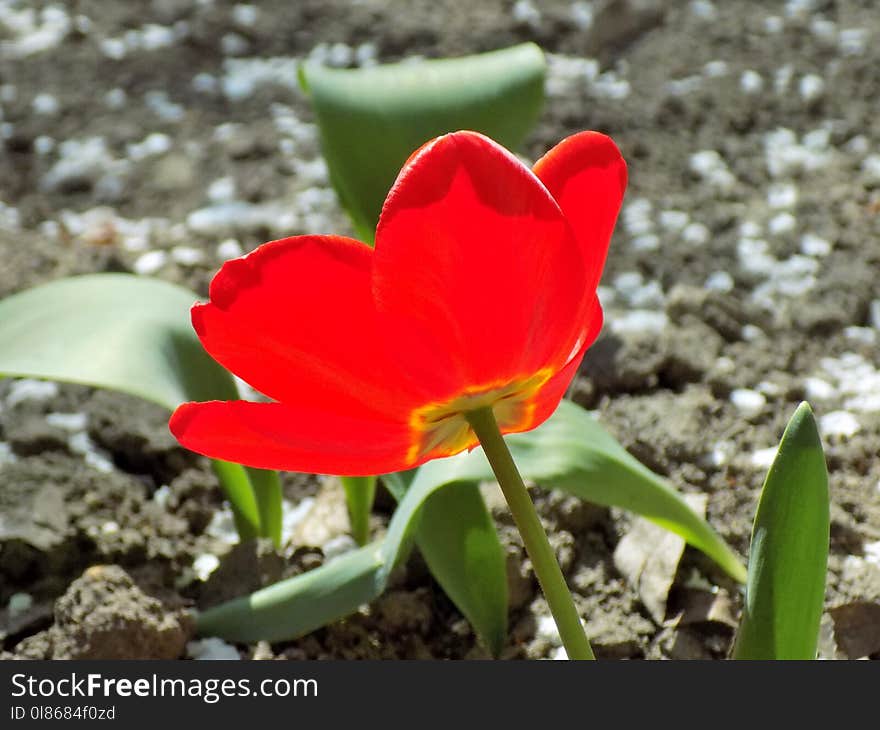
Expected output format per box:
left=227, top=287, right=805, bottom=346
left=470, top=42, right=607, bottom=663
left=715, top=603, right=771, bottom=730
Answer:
left=1, top=0, right=879, bottom=659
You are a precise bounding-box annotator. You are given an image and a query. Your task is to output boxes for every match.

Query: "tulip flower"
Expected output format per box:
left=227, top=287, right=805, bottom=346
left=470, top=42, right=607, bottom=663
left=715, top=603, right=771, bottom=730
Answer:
left=171, top=130, right=626, bottom=659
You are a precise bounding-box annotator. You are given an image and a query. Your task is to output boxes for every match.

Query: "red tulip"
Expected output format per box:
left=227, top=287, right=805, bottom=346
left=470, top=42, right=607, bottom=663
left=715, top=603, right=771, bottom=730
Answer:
left=170, top=131, right=626, bottom=476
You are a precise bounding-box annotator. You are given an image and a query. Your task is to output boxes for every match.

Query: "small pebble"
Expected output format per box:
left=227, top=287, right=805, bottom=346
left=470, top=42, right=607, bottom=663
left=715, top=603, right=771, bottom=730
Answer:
left=193, top=554, right=221, bottom=581
left=819, top=411, right=860, bottom=438
left=187, top=637, right=240, bottom=660
left=730, top=388, right=767, bottom=417
left=133, top=250, right=168, bottom=275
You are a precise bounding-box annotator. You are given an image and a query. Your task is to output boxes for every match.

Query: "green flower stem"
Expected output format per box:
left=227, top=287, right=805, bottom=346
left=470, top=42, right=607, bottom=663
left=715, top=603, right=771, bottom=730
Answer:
left=466, top=407, right=595, bottom=660
left=341, top=475, right=378, bottom=545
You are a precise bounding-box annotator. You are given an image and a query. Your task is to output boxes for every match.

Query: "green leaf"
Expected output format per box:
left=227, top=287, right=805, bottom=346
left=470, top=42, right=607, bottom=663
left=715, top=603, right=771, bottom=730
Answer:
left=199, top=399, right=745, bottom=648
left=0, top=274, right=276, bottom=541
left=0, top=274, right=238, bottom=409
left=340, top=475, right=378, bottom=545
left=301, top=43, right=546, bottom=241
left=732, top=402, right=829, bottom=660
left=196, top=545, right=385, bottom=643
left=384, top=474, right=508, bottom=656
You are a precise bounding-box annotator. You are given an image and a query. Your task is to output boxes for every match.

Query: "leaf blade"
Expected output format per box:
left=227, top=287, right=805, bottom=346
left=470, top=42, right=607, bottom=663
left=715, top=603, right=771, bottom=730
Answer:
left=384, top=473, right=508, bottom=656
left=0, top=274, right=271, bottom=539
left=732, top=402, right=829, bottom=660
left=302, top=43, right=546, bottom=240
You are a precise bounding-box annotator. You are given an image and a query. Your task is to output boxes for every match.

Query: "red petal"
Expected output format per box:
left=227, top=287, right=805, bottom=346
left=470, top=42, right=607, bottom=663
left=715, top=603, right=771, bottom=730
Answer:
left=193, top=235, right=423, bottom=416
left=525, top=297, right=604, bottom=432
left=373, top=131, right=589, bottom=399
left=533, top=131, right=627, bottom=292
left=170, top=400, right=417, bottom=476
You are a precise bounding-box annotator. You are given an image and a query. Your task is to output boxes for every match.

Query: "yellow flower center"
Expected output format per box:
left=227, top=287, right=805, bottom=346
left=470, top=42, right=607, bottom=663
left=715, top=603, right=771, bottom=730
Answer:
left=407, top=369, right=553, bottom=464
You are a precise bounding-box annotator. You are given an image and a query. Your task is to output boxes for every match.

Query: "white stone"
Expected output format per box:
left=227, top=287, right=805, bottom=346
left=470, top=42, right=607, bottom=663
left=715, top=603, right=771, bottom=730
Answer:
left=153, top=485, right=171, bottom=508
left=187, top=637, right=240, bottom=660
left=133, top=250, right=168, bottom=275
left=767, top=183, right=798, bottom=209
left=171, top=246, right=204, bottom=266
left=659, top=209, right=689, bottom=231
left=144, top=90, right=184, bottom=122
left=869, top=300, right=880, bottom=330
left=609, top=310, right=668, bottom=335
left=682, top=222, right=709, bottom=245
left=34, top=135, right=54, bottom=155
left=730, top=388, right=766, bottom=417
left=322, top=535, right=357, bottom=561
left=751, top=447, right=778, bottom=469
left=819, top=411, right=860, bottom=438
left=535, top=614, right=561, bottom=644
left=192, top=72, right=218, bottom=93
left=800, top=233, right=831, bottom=256
left=768, top=212, right=796, bottom=235
left=216, top=238, right=244, bottom=260
left=221, top=32, right=249, bottom=56
left=705, top=271, right=734, bottom=292
left=208, top=177, right=236, bottom=202
left=282, top=497, right=315, bottom=546
left=104, top=88, right=127, bottom=109
left=862, top=155, right=880, bottom=182
left=232, top=4, right=259, bottom=26
left=740, top=70, right=764, bottom=94
left=764, top=16, right=784, bottom=34
left=32, top=93, right=59, bottom=115
left=844, top=327, right=876, bottom=345
left=839, top=28, right=868, bottom=56
left=689, top=150, right=736, bottom=190
left=690, top=0, right=717, bottom=21
left=126, top=132, right=171, bottom=161
left=799, top=74, right=825, bottom=102
left=205, top=507, right=240, bottom=546
left=809, top=17, right=837, bottom=44
left=7, top=592, right=33, bottom=617
left=741, top=324, right=765, bottom=341
left=0, top=442, right=17, bottom=466
left=864, top=541, right=880, bottom=567
left=570, top=1, right=594, bottom=30
left=631, top=234, right=660, bottom=251
left=7, top=379, right=59, bottom=407
left=513, top=0, right=541, bottom=26
left=703, top=60, right=728, bottom=77
left=46, top=412, right=88, bottom=431
left=193, top=553, right=221, bottom=581
left=803, top=377, right=835, bottom=400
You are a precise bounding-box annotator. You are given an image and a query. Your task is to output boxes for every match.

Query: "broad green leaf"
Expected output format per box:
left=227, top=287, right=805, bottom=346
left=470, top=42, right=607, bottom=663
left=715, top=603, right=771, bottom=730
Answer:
left=198, top=399, right=745, bottom=647
left=198, top=478, right=507, bottom=652
left=384, top=474, right=508, bottom=656
left=0, top=274, right=238, bottom=409
left=732, top=402, right=829, bottom=660
left=0, top=274, right=276, bottom=541
left=301, top=43, right=546, bottom=241
left=196, top=545, right=385, bottom=643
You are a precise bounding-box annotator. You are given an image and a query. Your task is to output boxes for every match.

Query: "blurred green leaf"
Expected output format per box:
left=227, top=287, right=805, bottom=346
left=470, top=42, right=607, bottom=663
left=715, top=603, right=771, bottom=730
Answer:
left=0, top=274, right=278, bottom=542
left=0, top=274, right=237, bottom=409
left=732, top=402, right=829, bottom=660
left=198, top=399, right=746, bottom=647
left=301, top=43, right=546, bottom=241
